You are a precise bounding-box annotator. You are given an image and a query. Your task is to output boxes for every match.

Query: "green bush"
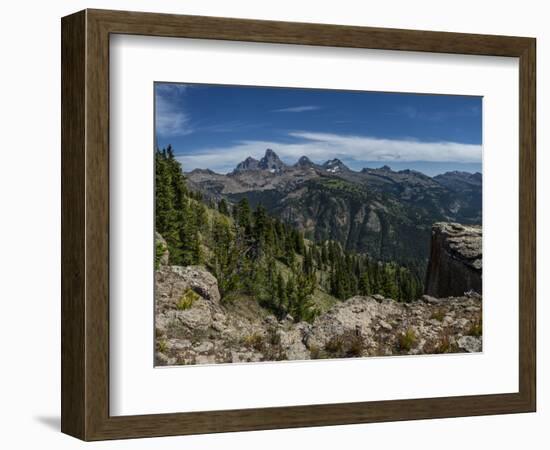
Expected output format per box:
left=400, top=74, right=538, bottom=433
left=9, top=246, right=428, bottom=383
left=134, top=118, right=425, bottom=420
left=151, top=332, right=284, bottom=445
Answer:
left=431, top=333, right=459, bottom=354
left=396, top=328, right=417, bottom=352
left=157, top=339, right=168, bottom=353
left=430, top=308, right=445, bottom=322
left=309, top=344, right=322, bottom=359
left=325, top=331, right=365, bottom=358
left=467, top=318, right=482, bottom=337
left=176, top=289, right=199, bottom=310
left=155, top=241, right=166, bottom=270
left=242, top=333, right=265, bottom=352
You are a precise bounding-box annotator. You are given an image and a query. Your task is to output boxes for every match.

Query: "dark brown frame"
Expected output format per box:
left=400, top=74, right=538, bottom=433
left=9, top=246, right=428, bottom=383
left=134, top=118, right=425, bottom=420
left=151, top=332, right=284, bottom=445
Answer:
left=61, top=9, right=536, bottom=441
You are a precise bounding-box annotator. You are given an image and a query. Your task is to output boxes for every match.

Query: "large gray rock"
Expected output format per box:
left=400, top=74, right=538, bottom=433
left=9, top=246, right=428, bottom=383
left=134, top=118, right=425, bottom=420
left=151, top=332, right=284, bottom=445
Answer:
left=457, top=335, right=482, bottom=353
left=425, top=222, right=482, bottom=297
left=156, top=265, right=221, bottom=310
left=155, top=264, right=483, bottom=366
left=307, top=296, right=384, bottom=350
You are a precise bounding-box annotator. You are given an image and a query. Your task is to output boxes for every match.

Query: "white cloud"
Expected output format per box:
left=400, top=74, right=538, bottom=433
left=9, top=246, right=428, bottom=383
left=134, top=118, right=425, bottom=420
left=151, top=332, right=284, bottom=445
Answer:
left=176, top=131, right=482, bottom=173
left=272, top=105, right=321, bottom=113
left=155, top=84, right=193, bottom=137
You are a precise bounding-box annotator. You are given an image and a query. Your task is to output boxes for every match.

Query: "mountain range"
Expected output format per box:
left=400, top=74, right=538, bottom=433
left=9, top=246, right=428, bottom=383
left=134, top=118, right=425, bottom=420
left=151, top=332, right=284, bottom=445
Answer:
left=186, top=149, right=482, bottom=273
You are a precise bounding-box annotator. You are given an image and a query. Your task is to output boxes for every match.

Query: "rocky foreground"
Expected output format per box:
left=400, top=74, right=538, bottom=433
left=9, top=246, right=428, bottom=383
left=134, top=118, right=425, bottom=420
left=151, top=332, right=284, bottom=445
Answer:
left=155, top=265, right=482, bottom=366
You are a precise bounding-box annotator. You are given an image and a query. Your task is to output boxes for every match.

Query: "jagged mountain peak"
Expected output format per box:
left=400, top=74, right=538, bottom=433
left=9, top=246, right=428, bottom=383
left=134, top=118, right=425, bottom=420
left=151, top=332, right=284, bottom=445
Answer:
left=295, top=155, right=316, bottom=168
left=234, top=156, right=259, bottom=172
left=361, top=165, right=394, bottom=173
left=322, top=158, right=349, bottom=173
left=233, top=149, right=287, bottom=173
left=259, top=148, right=286, bottom=172
left=433, top=170, right=482, bottom=191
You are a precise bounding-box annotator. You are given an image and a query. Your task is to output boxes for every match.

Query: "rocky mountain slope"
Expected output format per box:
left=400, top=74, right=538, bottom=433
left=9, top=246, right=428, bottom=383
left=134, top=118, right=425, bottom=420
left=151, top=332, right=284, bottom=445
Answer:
left=187, top=149, right=482, bottom=270
left=155, top=222, right=483, bottom=365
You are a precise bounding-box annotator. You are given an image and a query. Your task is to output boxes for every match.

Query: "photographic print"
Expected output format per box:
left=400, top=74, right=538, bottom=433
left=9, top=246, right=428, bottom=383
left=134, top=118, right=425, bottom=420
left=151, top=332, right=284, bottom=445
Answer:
left=154, top=83, right=482, bottom=366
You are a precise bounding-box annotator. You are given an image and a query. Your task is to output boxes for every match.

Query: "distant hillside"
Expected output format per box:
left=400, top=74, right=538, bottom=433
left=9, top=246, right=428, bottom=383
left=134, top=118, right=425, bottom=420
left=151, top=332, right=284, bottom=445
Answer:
left=186, top=148, right=482, bottom=275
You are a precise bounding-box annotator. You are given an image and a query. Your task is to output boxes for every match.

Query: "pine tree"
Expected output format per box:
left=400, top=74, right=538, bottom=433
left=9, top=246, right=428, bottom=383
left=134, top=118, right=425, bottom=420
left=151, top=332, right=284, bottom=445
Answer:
left=218, top=198, right=229, bottom=216
left=321, top=243, right=329, bottom=267
left=276, top=272, right=287, bottom=318
left=286, top=273, right=297, bottom=304
left=235, top=198, right=251, bottom=228
left=252, top=204, right=268, bottom=254
left=284, top=234, right=295, bottom=266
left=303, top=248, right=314, bottom=277
left=211, top=215, right=240, bottom=296
left=292, top=268, right=317, bottom=322
left=359, top=271, right=371, bottom=296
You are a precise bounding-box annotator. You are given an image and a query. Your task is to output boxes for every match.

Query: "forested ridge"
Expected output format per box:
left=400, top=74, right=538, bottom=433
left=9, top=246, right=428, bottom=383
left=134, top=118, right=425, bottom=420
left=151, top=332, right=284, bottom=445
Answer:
left=155, top=147, right=424, bottom=323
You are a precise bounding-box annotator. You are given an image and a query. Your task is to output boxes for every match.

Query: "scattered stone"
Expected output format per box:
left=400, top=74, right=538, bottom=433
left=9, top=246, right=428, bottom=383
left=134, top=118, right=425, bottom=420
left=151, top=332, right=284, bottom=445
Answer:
left=458, top=335, right=482, bottom=353
left=155, top=352, right=176, bottom=366
left=195, top=354, right=216, bottom=365
left=421, top=295, right=440, bottom=305
left=155, top=261, right=483, bottom=365
left=194, top=341, right=214, bottom=353
left=442, top=316, right=455, bottom=327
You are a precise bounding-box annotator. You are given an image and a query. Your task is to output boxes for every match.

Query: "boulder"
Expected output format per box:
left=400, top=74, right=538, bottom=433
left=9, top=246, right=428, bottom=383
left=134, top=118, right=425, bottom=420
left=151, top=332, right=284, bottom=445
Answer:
left=457, top=335, right=482, bottom=353
left=307, top=296, right=382, bottom=349
left=156, top=265, right=221, bottom=312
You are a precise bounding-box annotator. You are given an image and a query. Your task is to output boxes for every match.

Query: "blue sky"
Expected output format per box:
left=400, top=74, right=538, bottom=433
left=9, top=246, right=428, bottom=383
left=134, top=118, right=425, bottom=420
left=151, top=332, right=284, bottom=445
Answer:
left=155, top=82, right=482, bottom=176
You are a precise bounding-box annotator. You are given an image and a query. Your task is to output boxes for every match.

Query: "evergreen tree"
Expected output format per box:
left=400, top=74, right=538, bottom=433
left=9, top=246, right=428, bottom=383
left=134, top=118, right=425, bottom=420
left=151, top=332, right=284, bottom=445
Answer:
left=252, top=204, right=268, bottom=255
left=211, top=215, right=240, bottom=296
left=303, top=247, right=314, bottom=277
left=359, top=271, right=371, bottom=296
left=276, top=272, right=287, bottom=319
left=218, top=198, right=229, bottom=216
left=235, top=198, right=251, bottom=231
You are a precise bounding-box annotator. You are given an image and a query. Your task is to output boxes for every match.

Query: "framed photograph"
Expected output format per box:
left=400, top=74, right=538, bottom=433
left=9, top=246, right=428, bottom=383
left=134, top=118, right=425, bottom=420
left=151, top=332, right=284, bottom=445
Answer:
left=61, top=9, right=536, bottom=441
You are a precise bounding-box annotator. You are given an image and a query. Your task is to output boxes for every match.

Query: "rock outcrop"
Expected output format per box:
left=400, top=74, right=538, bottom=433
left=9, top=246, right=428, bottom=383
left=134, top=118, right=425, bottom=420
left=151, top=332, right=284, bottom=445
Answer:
left=424, top=222, right=482, bottom=298
left=155, top=264, right=483, bottom=366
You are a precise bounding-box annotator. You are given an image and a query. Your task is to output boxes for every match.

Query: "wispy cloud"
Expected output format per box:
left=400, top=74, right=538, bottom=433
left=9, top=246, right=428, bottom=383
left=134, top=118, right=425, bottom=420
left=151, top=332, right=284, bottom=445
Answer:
left=155, top=84, right=193, bottom=137
left=393, top=104, right=481, bottom=122
left=272, top=105, right=321, bottom=113
left=176, top=131, right=482, bottom=173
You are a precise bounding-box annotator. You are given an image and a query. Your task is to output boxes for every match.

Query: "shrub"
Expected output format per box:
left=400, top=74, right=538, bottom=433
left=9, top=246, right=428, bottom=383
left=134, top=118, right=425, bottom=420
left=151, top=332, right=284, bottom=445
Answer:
left=242, top=333, right=265, bottom=352
left=155, top=241, right=166, bottom=269
left=430, top=308, right=446, bottom=322
left=309, top=344, right=322, bottom=359
left=324, top=331, right=365, bottom=358
left=157, top=339, right=168, bottom=353
left=396, top=328, right=417, bottom=352
left=432, top=333, right=459, bottom=354
left=176, top=289, right=199, bottom=310
left=467, top=318, right=482, bottom=337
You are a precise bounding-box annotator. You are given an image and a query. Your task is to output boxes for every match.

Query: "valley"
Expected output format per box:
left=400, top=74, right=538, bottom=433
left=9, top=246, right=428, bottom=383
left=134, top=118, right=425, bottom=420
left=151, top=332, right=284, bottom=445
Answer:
left=187, top=148, right=482, bottom=277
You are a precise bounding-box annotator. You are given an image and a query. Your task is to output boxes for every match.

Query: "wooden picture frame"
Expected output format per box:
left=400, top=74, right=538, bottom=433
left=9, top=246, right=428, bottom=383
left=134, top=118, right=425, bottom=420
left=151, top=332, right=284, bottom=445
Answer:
left=61, top=9, right=536, bottom=441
